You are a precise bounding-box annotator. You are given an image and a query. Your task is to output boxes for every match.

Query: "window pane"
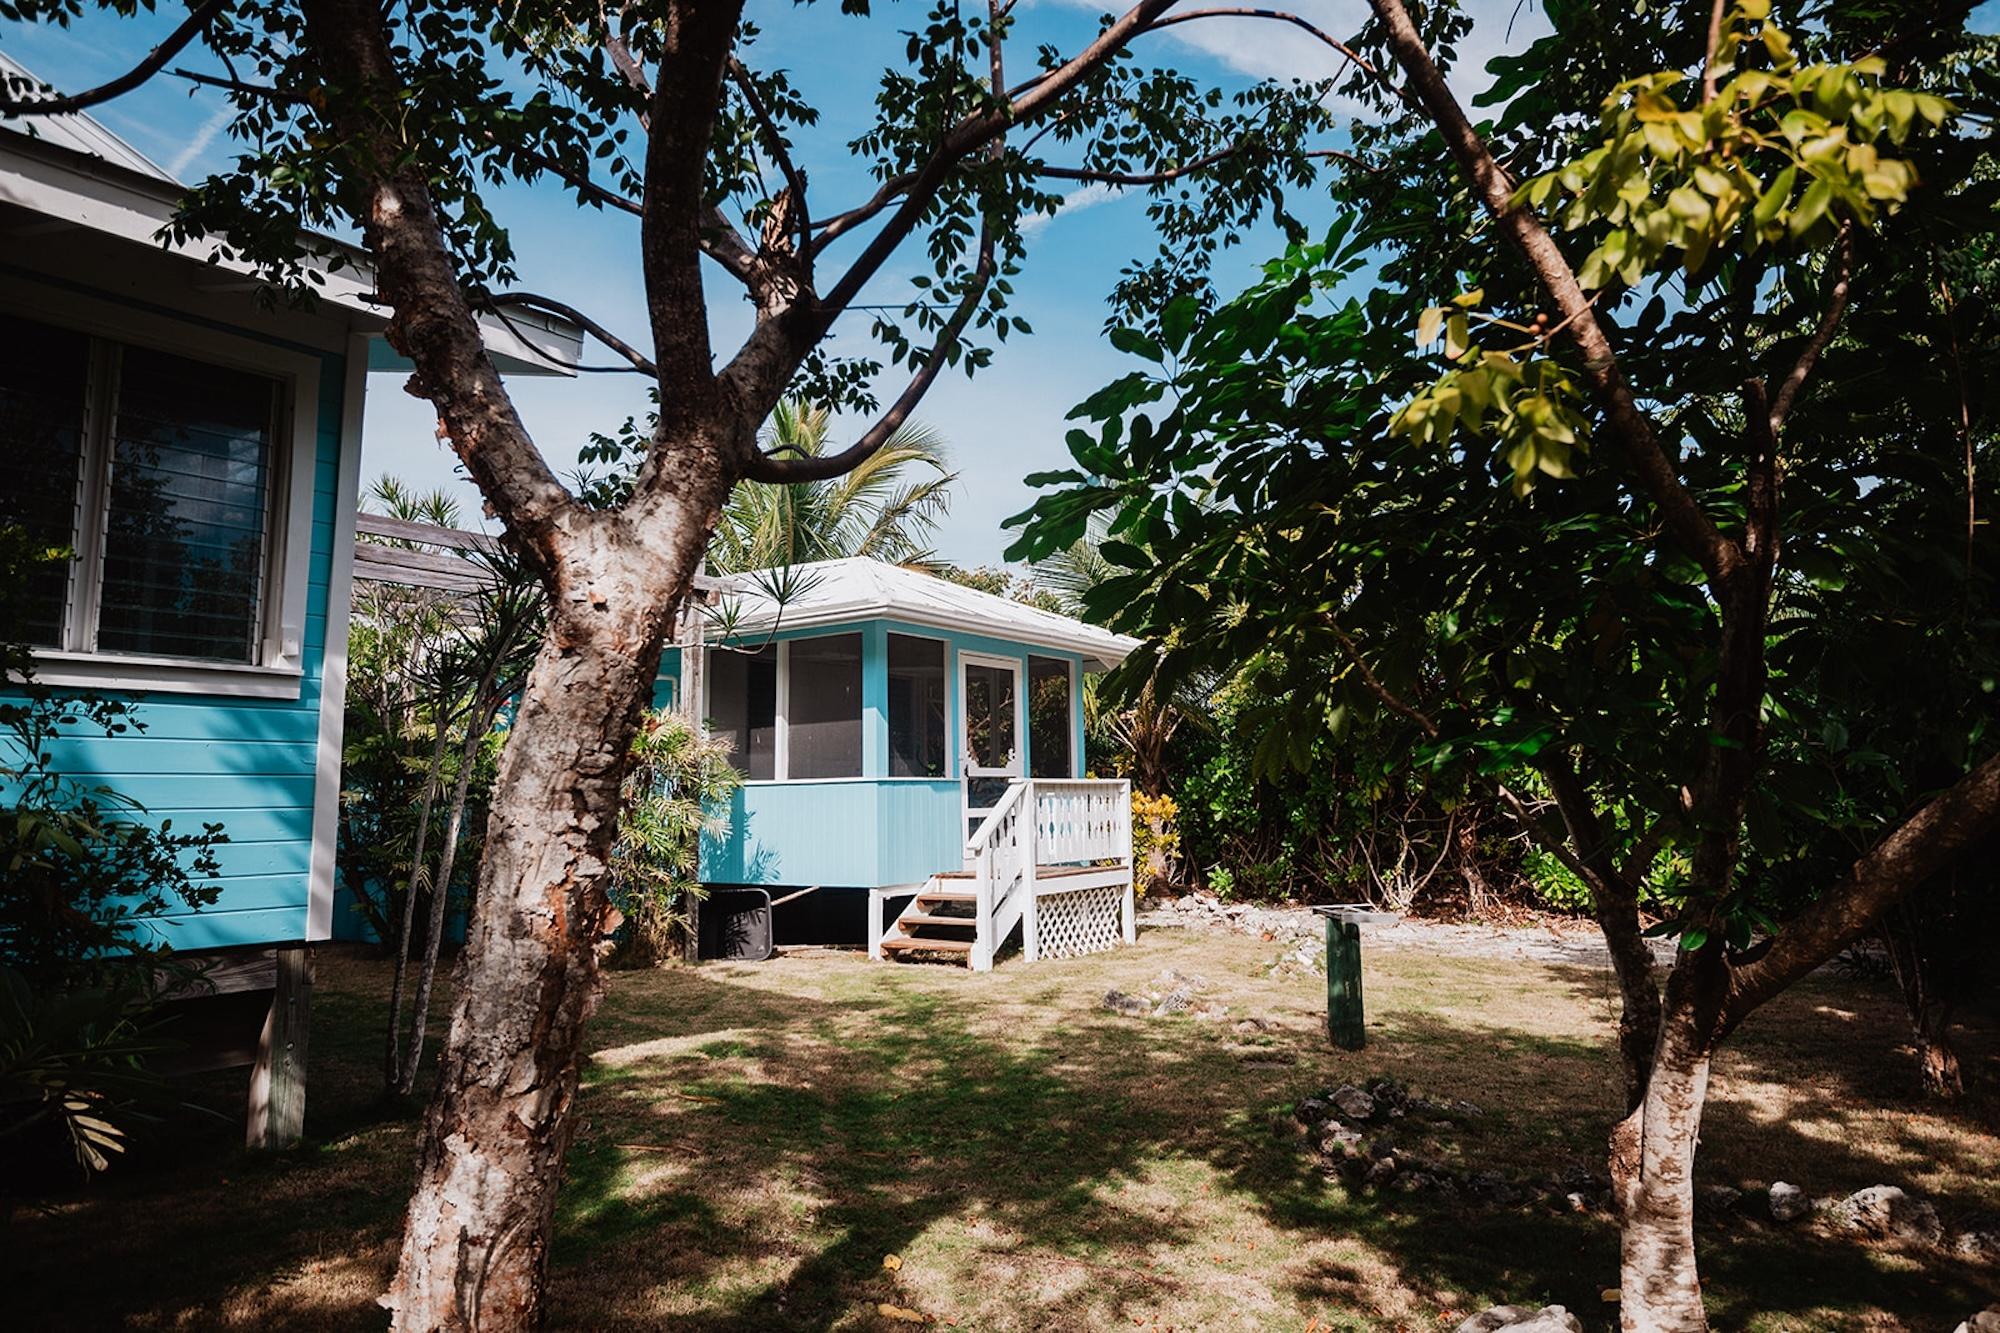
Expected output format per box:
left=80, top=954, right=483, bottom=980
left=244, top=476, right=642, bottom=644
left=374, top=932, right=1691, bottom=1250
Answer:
left=710, top=645, right=777, bottom=779
left=1029, top=656, right=1073, bottom=779
left=888, top=634, right=947, bottom=778
left=96, top=347, right=276, bottom=662
left=963, top=662, right=1017, bottom=771
left=0, top=319, right=89, bottom=647
left=787, top=633, right=862, bottom=779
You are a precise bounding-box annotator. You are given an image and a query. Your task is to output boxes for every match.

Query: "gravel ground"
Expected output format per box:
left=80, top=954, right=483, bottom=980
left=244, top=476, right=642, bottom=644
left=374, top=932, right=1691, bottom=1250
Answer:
left=1138, top=894, right=1677, bottom=970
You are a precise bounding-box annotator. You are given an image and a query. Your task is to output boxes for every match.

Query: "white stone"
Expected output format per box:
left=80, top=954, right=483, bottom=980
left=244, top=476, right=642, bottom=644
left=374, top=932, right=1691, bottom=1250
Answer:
left=1767, top=1181, right=1809, bottom=1224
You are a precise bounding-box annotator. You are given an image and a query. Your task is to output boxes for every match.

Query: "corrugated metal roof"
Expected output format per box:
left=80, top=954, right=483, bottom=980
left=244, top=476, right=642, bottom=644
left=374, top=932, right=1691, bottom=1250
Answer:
left=711, top=558, right=1141, bottom=670
left=0, top=49, right=179, bottom=183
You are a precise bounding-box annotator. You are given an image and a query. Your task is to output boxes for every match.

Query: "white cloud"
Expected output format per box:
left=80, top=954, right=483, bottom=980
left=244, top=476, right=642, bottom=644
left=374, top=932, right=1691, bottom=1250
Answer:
left=1021, top=180, right=1124, bottom=237
left=166, top=99, right=233, bottom=181
left=1035, top=0, right=1551, bottom=108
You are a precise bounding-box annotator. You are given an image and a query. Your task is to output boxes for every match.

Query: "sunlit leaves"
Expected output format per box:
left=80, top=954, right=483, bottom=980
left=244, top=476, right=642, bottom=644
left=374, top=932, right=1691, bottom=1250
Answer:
left=1516, top=4, right=1952, bottom=291
left=1390, top=296, right=1591, bottom=496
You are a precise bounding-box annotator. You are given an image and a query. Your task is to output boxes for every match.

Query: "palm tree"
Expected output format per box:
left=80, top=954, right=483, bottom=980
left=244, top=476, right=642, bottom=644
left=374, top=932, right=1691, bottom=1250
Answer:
left=710, top=400, right=954, bottom=573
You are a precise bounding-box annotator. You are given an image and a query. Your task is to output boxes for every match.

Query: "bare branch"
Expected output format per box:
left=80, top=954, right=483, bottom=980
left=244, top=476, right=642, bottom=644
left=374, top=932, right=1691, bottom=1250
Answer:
left=1700, top=0, right=1729, bottom=105
left=0, top=0, right=227, bottom=117
left=1148, top=7, right=1407, bottom=106
left=728, top=56, right=811, bottom=271
left=1767, top=222, right=1854, bottom=433
left=1366, top=0, right=1741, bottom=588
left=1726, top=749, right=2000, bottom=1027
left=486, top=292, right=657, bottom=375
left=1325, top=621, right=1439, bottom=737
left=1037, top=143, right=1373, bottom=184
left=170, top=65, right=303, bottom=102
left=741, top=219, right=999, bottom=483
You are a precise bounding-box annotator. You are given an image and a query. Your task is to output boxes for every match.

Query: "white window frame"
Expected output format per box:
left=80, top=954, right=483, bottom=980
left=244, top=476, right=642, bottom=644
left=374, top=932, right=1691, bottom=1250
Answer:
left=2, top=276, right=321, bottom=700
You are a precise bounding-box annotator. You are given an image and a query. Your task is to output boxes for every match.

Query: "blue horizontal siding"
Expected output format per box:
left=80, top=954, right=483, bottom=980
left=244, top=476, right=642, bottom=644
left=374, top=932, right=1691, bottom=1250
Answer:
left=1, top=331, right=350, bottom=952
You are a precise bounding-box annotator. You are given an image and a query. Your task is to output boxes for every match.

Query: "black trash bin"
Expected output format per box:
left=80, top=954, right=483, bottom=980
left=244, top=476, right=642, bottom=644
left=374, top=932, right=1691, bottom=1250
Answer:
left=697, top=888, right=774, bottom=962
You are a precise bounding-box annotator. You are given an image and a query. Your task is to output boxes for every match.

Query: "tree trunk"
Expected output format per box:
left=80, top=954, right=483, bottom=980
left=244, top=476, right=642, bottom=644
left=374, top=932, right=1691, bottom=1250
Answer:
left=386, top=718, right=453, bottom=1091
left=1612, top=994, right=1716, bottom=1332
left=383, top=569, right=672, bottom=1330
left=395, top=694, right=502, bottom=1099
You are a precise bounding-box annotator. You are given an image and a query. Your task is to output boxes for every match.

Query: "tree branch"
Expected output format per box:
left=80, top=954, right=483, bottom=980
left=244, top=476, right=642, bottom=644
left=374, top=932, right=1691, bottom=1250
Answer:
left=299, top=0, right=574, bottom=573
left=728, top=56, right=811, bottom=274
left=1147, top=7, right=1408, bottom=107
left=1726, top=749, right=2000, bottom=1027
left=1540, top=754, right=1663, bottom=1107
left=1325, top=621, right=1439, bottom=737
left=740, top=218, right=999, bottom=484
left=1366, top=0, right=1740, bottom=589
left=602, top=10, right=764, bottom=297
left=0, top=0, right=227, bottom=117
left=636, top=3, right=746, bottom=425
left=506, top=140, right=643, bottom=218
left=1767, top=222, right=1854, bottom=434
left=1035, top=144, right=1373, bottom=185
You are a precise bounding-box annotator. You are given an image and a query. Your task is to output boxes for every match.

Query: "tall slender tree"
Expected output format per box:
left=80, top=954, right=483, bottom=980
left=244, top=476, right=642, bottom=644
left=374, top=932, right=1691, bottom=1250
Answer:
left=1013, top=2, right=2000, bottom=1326
left=1, top=2, right=1364, bottom=1324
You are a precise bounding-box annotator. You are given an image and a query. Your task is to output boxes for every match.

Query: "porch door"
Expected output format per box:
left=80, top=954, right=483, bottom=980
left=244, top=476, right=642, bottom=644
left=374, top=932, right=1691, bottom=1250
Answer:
left=960, top=655, right=1022, bottom=840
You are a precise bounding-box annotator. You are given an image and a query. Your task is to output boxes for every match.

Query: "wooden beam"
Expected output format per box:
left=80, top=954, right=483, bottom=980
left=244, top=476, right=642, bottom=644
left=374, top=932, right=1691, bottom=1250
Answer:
left=246, top=945, right=312, bottom=1150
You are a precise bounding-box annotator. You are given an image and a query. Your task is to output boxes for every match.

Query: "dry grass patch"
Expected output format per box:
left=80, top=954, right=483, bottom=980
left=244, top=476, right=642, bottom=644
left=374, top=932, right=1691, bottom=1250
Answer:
left=10, top=924, right=1997, bottom=1330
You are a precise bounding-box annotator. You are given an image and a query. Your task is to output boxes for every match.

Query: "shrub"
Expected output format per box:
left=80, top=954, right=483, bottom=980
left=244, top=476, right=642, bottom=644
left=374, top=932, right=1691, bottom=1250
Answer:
left=609, top=710, right=741, bottom=965
left=0, top=528, right=225, bottom=1184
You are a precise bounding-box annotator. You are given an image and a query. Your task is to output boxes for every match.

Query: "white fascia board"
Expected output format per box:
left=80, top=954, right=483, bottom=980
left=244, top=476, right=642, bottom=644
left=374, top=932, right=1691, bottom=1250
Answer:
left=0, top=132, right=583, bottom=377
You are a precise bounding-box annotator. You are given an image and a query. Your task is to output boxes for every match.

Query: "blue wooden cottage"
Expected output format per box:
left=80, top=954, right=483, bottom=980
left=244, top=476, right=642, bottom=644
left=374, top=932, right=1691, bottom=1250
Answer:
left=0, top=60, right=579, bottom=1142
left=661, top=558, right=1141, bottom=970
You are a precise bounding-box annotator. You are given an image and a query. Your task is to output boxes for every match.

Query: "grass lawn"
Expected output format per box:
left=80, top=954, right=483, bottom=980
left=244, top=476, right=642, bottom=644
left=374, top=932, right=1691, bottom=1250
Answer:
left=14, top=922, right=1999, bottom=1331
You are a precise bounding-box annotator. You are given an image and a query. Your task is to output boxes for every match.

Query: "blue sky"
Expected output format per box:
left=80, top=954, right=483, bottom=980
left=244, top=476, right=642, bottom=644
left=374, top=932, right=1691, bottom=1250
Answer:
left=7, top=1, right=1573, bottom=565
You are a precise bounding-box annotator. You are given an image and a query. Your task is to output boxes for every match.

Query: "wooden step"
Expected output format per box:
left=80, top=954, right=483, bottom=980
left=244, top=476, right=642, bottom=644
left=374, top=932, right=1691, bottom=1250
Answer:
left=879, top=936, right=973, bottom=955
left=897, top=912, right=976, bottom=929
left=916, top=889, right=976, bottom=905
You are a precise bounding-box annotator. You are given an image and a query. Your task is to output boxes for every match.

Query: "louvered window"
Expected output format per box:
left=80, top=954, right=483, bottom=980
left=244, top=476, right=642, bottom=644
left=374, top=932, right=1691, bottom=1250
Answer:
left=0, top=317, right=280, bottom=666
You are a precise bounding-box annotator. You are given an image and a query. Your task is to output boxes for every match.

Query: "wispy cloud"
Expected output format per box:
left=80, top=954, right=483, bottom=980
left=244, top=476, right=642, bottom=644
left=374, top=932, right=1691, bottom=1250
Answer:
left=166, top=98, right=234, bottom=181
left=1021, top=181, right=1123, bottom=237
left=1034, top=0, right=1550, bottom=107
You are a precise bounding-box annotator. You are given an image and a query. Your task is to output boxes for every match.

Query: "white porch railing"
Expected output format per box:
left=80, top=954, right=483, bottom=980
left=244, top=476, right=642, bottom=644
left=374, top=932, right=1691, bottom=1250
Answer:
left=959, top=778, right=1133, bottom=971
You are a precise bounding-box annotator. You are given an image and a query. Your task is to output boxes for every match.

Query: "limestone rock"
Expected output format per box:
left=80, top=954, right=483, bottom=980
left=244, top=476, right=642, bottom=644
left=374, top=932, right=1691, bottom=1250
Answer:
left=1767, top=1181, right=1809, bottom=1224
left=1455, top=1305, right=1584, bottom=1333
left=1836, top=1185, right=1944, bottom=1246
left=1953, top=1304, right=2000, bottom=1333
left=1330, top=1083, right=1377, bottom=1122
left=1102, top=989, right=1148, bottom=1015
left=1952, top=1230, right=2000, bottom=1267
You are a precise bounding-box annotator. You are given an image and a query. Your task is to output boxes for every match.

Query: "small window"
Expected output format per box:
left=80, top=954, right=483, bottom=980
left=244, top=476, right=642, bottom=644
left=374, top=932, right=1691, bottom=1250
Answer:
left=0, top=317, right=280, bottom=665
left=888, top=634, right=947, bottom=777
left=710, top=645, right=777, bottom=779
left=787, top=633, right=862, bottom=779
left=1029, top=655, right=1073, bottom=779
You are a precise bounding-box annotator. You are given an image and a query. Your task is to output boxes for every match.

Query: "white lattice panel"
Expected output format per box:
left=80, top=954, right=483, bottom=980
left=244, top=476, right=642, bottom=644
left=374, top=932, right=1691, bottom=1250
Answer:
left=1036, top=882, right=1125, bottom=961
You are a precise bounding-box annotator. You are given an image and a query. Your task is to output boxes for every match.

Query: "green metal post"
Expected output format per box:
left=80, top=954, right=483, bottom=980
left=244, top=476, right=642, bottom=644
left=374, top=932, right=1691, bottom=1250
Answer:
left=1325, top=915, right=1365, bottom=1050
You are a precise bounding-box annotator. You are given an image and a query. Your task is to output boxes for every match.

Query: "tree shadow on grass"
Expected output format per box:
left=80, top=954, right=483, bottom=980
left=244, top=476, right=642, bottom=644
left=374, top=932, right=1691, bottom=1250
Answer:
left=13, top=944, right=1998, bottom=1331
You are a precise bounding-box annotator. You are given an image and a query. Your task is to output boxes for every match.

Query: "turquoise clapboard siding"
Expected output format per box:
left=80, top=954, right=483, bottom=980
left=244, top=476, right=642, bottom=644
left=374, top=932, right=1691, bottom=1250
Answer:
left=3, top=344, right=348, bottom=952
left=670, top=617, right=1089, bottom=889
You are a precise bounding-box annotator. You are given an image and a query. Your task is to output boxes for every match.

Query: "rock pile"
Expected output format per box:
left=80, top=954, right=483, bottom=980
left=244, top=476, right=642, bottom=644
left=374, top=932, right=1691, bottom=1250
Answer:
left=1101, top=968, right=1230, bottom=1021
left=1455, top=1306, right=1583, bottom=1333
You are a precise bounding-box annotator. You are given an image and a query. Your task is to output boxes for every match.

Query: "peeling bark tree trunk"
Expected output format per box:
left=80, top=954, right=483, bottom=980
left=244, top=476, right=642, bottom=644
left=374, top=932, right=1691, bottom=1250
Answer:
left=382, top=514, right=724, bottom=1330
left=1610, top=987, right=1717, bottom=1332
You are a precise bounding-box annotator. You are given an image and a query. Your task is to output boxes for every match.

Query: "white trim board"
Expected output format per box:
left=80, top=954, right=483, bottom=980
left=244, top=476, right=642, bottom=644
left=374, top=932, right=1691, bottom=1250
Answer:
left=306, top=334, right=369, bottom=942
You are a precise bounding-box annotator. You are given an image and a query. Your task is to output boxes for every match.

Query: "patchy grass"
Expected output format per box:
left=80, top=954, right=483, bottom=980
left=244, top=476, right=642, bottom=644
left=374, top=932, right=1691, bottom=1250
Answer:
left=12, top=926, right=1999, bottom=1330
